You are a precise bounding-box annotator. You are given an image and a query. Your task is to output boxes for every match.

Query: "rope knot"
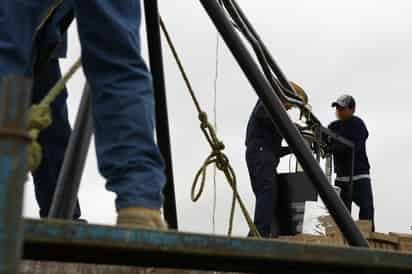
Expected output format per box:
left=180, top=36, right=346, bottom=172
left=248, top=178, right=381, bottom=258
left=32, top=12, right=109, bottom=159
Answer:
left=27, top=104, right=53, bottom=171
left=28, top=104, right=52, bottom=134
left=25, top=58, right=81, bottom=172
left=199, top=112, right=209, bottom=128
left=160, top=17, right=260, bottom=237
left=215, top=153, right=229, bottom=171
left=212, top=141, right=225, bottom=152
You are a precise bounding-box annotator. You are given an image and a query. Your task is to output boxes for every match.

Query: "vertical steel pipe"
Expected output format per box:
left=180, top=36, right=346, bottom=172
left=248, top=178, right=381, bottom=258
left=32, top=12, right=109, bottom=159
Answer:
left=49, top=84, right=93, bottom=219
left=0, top=75, right=32, bottom=274
left=347, top=150, right=355, bottom=212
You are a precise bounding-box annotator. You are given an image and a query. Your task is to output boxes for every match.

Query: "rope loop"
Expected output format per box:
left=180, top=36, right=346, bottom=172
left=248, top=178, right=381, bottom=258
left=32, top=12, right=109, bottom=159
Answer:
left=161, top=16, right=260, bottom=238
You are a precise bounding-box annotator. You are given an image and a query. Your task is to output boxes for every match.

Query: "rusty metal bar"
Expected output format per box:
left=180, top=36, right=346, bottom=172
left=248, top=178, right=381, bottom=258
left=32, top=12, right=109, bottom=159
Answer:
left=23, top=219, right=412, bottom=273
left=0, top=75, right=32, bottom=274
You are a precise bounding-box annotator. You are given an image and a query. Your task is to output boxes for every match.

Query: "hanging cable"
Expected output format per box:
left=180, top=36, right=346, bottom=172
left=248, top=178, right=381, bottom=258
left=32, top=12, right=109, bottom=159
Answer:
left=212, top=25, right=219, bottom=235
left=212, top=0, right=224, bottom=235
left=221, top=0, right=325, bottom=133
left=160, top=17, right=260, bottom=237
left=221, top=0, right=303, bottom=106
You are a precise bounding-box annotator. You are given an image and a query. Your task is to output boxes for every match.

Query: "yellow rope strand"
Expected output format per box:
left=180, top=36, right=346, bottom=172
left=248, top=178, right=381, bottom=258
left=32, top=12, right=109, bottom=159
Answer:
left=35, top=0, right=64, bottom=33
left=160, top=17, right=260, bottom=238
left=28, top=58, right=81, bottom=171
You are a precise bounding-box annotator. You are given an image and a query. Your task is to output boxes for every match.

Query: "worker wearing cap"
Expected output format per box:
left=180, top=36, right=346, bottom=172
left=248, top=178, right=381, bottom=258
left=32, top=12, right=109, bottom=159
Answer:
left=245, top=82, right=307, bottom=237
left=329, top=95, right=375, bottom=230
left=31, top=1, right=82, bottom=220
left=0, top=1, right=166, bottom=229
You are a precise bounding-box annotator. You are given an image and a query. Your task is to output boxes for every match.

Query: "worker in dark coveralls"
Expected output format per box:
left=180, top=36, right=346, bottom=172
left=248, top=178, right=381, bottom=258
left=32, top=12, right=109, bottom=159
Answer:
left=329, top=95, right=375, bottom=231
left=246, top=82, right=308, bottom=237
left=30, top=1, right=82, bottom=220
left=0, top=0, right=166, bottom=229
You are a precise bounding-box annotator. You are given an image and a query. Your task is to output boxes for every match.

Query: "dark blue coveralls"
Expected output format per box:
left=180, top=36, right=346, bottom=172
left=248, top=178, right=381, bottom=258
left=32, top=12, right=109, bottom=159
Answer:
left=31, top=1, right=81, bottom=219
left=329, top=116, right=375, bottom=230
left=246, top=101, right=290, bottom=237
left=0, top=0, right=165, bottom=211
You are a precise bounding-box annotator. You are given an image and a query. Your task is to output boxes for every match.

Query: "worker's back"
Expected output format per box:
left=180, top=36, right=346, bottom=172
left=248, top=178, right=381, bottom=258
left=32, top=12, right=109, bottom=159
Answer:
left=246, top=100, right=283, bottom=155
left=328, top=115, right=370, bottom=177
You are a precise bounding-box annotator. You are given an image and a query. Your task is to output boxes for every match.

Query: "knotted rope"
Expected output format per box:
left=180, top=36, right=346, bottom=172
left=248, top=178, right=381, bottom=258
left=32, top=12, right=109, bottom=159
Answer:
left=160, top=17, right=260, bottom=237
left=28, top=58, right=81, bottom=171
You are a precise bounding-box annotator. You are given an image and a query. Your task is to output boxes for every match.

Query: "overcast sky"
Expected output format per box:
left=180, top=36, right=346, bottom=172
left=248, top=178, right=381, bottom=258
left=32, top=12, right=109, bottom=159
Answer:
left=24, top=0, right=412, bottom=236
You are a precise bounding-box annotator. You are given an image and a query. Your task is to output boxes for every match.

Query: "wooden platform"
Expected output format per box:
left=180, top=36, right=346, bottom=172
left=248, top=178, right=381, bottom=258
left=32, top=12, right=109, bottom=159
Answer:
left=279, top=219, right=412, bottom=253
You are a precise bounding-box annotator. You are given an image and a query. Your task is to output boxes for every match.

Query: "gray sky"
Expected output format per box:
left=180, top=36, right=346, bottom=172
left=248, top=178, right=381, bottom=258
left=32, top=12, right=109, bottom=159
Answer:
left=24, top=0, right=412, bottom=236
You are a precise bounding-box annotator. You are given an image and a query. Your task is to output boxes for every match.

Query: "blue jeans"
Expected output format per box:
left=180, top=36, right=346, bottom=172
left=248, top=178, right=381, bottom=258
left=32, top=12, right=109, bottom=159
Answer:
left=0, top=0, right=166, bottom=210
left=246, top=144, right=279, bottom=237
left=31, top=59, right=81, bottom=219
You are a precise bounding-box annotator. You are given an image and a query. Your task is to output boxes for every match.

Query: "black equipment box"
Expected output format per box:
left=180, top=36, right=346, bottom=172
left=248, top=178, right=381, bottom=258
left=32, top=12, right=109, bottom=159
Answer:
left=275, top=172, right=318, bottom=236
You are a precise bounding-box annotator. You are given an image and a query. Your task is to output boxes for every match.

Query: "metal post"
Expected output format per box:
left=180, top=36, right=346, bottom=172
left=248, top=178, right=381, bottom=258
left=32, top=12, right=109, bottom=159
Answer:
left=347, top=150, right=355, bottom=212
left=325, top=155, right=333, bottom=183
left=319, top=126, right=355, bottom=212
left=144, top=0, right=178, bottom=229
left=49, top=84, right=93, bottom=219
left=0, top=75, right=32, bottom=274
left=199, top=0, right=369, bottom=247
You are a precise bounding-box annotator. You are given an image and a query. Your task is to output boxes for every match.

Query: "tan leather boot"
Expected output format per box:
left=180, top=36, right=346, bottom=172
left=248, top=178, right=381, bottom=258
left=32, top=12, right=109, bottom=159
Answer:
left=117, top=207, right=167, bottom=230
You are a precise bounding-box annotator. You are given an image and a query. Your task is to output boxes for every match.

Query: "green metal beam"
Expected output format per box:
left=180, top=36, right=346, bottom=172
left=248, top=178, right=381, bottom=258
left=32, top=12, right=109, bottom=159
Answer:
left=23, top=219, right=412, bottom=274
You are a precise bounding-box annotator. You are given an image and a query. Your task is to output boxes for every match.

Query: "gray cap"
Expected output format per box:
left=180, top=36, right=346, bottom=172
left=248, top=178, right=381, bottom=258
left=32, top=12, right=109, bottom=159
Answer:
left=332, top=95, right=355, bottom=109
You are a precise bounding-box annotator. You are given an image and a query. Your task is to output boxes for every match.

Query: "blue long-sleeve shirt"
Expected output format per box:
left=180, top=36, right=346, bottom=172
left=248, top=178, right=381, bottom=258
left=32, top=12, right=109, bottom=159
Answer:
left=246, top=100, right=290, bottom=158
left=328, top=116, right=370, bottom=177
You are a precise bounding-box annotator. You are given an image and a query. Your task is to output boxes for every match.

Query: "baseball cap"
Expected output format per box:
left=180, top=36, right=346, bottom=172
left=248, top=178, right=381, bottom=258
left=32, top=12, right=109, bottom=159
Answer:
left=331, top=95, right=356, bottom=109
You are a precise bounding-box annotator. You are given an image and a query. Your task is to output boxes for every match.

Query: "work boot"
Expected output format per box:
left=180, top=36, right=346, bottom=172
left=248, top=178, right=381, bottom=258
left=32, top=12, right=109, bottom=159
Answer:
left=117, top=207, right=167, bottom=230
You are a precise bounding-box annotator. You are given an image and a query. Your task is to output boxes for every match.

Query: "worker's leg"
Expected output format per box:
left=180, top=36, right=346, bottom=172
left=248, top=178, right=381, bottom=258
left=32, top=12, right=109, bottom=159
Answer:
left=352, top=178, right=375, bottom=231
left=0, top=0, right=54, bottom=75
left=246, top=145, right=276, bottom=237
left=31, top=59, right=81, bottom=219
left=335, top=180, right=352, bottom=210
left=73, top=1, right=166, bottom=212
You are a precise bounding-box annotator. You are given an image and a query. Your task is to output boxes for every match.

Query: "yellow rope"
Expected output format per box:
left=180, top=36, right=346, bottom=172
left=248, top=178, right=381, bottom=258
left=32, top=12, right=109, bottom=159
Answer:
left=28, top=58, right=81, bottom=171
left=26, top=0, right=79, bottom=171
left=160, top=17, right=260, bottom=238
left=35, top=0, right=64, bottom=33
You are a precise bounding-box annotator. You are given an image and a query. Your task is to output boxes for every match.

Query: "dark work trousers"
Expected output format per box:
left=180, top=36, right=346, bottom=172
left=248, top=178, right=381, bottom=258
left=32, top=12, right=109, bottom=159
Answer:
left=31, top=60, right=81, bottom=219
left=336, top=178, right=375, bottom=231
left=246, top=144, right=279, bottom=237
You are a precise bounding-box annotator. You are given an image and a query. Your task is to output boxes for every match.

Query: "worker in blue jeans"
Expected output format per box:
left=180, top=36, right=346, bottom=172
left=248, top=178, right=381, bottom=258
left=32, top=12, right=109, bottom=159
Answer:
left=0, top=0, right=166, bottom=229
left=31, top=2, right=82, bottom=219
